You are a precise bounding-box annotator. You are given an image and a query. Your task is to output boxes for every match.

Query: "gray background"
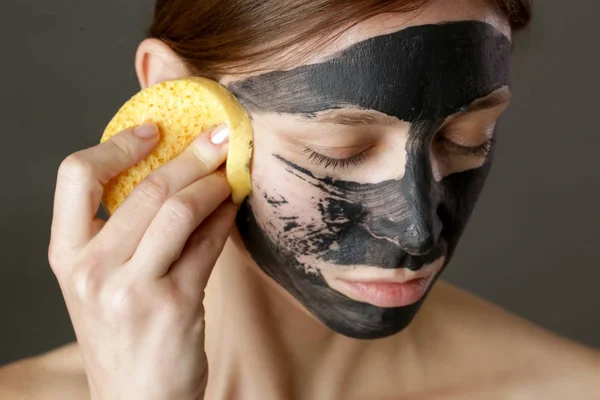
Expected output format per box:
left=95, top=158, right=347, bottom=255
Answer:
left=1, top=1, right=598, bottom=366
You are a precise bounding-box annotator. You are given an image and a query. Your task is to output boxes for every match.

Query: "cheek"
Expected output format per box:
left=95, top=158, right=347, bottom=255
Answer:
left=248, top=151, right=329, bottom=265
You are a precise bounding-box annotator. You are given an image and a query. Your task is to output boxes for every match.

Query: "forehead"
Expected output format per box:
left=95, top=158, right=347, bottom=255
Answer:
left=227, top=21, right=511, bottom=122
left=220, top=0, right=511, bottom=83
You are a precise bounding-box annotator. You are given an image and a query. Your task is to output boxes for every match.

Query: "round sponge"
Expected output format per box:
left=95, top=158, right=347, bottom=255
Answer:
left=100, top=77, right=253, bottom=216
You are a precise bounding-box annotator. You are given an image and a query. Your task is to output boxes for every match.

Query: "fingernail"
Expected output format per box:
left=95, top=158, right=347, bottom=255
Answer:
left=210, top=124, right=230, bottom=145
left=133, top=123, right=158, bottom=138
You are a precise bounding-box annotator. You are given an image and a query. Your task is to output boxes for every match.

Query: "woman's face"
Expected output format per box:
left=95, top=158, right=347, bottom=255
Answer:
left=222, top=0, right=512, bottom=339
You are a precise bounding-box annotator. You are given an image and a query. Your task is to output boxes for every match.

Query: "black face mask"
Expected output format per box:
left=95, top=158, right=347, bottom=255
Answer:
left=227, top=20, right=511, bottom=340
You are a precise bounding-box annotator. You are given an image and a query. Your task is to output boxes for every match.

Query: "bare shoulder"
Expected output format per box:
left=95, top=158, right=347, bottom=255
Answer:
left=0, top=341, right=89, bottom=400
left=424, top=281, right=600, bottom=398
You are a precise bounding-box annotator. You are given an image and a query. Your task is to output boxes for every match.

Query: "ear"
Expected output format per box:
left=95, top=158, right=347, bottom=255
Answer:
left=135, top=38, right=192, bottom=89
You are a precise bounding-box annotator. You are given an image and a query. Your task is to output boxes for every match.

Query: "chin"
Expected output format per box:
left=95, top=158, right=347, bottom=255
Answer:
left=302, top=269, right=444, bottom=340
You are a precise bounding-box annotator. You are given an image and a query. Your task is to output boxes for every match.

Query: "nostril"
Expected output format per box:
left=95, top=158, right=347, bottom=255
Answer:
left=403, top=223, right=435, bottom=255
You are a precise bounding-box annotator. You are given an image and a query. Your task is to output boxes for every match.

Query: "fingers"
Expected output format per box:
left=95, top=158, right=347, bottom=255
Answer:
left=170, top=199, right=239, bottom=294
left=50, top=124, right=160, bottom=260
left=92, top=124, right=230, bottom=264
left=127, top=171, right=232, bottom=279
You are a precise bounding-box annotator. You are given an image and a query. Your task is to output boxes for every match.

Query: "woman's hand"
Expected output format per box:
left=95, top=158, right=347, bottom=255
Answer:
left=48, top=122, right=235, bottom=400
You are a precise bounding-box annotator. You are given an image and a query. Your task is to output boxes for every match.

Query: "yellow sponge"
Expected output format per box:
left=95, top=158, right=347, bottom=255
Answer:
left=100, top=77, right=253, bottom=215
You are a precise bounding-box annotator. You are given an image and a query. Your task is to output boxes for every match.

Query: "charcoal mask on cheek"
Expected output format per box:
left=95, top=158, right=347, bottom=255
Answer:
left=227, top=21, right=510, bottom=339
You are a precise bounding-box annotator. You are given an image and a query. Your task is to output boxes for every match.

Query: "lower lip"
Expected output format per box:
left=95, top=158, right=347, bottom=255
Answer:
left=339, top=275, right=433, bottom=308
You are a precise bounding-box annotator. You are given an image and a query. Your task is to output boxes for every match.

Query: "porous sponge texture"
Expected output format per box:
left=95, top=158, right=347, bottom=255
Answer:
left=100, top=77, right=253, bottom=215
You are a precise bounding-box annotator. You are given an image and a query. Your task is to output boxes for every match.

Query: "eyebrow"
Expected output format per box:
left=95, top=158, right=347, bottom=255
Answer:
left=465, top=89, right=511, bottom=114
left=295, top=89, right=512, bottom=127
left=298, top=108, right=401, bottom=126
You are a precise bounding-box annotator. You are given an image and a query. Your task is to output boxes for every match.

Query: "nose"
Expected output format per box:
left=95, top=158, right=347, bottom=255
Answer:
left=399, top=155, right=439, bottom=256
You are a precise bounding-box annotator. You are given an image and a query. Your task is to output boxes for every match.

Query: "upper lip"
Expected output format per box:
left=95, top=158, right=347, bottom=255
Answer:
left=336, top=258, right=443, bottom=284
left=340, top=273, right=431, bottom=285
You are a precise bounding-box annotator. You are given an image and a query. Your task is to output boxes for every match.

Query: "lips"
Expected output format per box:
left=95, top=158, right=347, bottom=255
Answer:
left=331, top=254, right=444, bottom=308
left=337, top=273, right=436, bottom=308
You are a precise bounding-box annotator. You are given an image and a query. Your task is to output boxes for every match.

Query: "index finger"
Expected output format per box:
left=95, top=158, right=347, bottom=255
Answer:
left=50, top=124, right=160, bottom=255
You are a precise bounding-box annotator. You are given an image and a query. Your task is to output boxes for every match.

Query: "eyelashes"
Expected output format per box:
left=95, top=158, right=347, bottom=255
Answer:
left=302, top=147, right=369, bottom=170
left=436, top=136, right=496, bottom=157
left=303, top=137, right=495, bottom=171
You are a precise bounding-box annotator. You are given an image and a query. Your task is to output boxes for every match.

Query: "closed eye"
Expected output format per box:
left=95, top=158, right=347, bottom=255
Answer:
left=302, top=147, right=370, bottom=170
left=435, top=136, right=496, bottom=157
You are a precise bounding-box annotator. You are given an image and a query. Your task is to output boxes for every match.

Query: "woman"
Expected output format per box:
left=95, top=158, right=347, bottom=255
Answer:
left=2, top=0, right=599, bottom=398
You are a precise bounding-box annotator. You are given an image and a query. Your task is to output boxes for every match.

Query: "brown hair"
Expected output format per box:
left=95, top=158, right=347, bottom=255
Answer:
left=149, top=0, right=531, bottom=79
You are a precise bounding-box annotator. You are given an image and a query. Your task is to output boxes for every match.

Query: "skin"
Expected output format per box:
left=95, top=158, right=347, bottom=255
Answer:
left=1, top=0, right=600, bottom=399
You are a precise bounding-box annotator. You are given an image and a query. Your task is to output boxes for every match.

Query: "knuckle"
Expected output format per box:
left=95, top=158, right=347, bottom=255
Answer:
left=137, top=173, right=171, bottom=206
left=165, top=195, right=201, bottom=225
left=191, top=316, right=206, bottom=337
left=47, top=239, right=62, bottom=267
left=57, top=152, right=95, bottom=184
left=155, top=282, right=186, bottom=315
left=69, top=257, right=103, bottom=302
left=107, top=134, right=134, bottom=161
left=190, top=153, right=212, bottom=175
left=47, top=241, right=68, bottom=272
left=103, top=285, right=140, bottom=319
